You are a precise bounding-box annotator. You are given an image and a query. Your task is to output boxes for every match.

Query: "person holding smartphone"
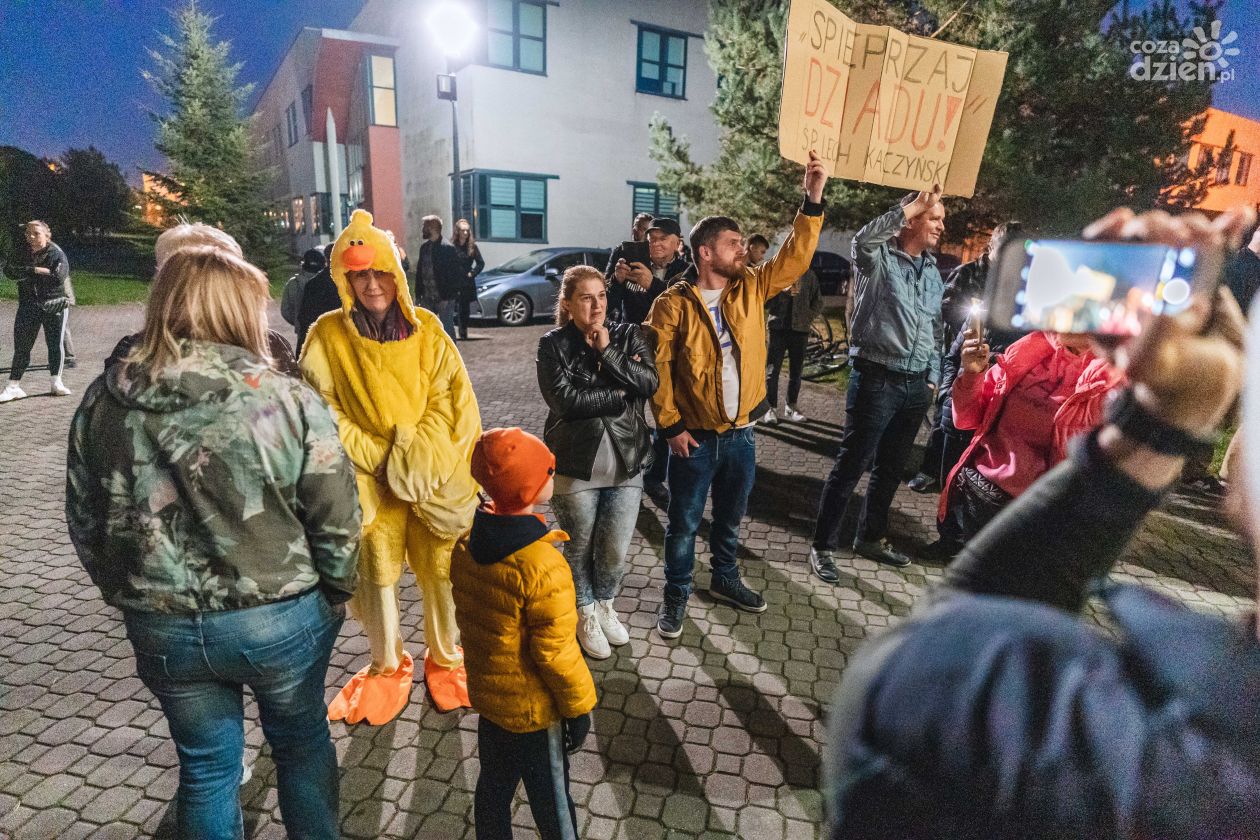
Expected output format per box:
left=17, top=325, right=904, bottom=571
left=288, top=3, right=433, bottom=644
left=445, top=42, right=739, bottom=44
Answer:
left=930, top=327, right=1124, bottom=558
left=826, top=204, right=1259, bottom=840
left=609, top=217, right=689, bottom=325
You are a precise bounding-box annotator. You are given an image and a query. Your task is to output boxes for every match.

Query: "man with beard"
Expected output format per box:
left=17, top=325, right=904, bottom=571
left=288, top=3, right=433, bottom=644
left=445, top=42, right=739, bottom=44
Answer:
left=646, top=151, right=828, bottom=640
left=809, top=186, right=946, bottom=580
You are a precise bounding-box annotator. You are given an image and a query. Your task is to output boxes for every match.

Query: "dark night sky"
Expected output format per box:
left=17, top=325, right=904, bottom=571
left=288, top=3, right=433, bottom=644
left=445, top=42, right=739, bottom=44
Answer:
left=1, top=0, right=1257, bottom=186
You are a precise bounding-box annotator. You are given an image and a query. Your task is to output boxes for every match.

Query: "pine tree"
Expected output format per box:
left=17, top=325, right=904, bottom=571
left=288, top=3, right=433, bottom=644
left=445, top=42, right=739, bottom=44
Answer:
left=144, top=1, right=277, bottom=261
left=651, top=0, right=1224, bottom=240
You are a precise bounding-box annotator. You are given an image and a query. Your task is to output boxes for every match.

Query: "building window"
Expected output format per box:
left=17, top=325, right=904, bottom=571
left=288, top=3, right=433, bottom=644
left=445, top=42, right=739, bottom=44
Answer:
left=291, top=196, right=305, bottom=234
left=1215, top=148, right=1233, bottom=185
left=486, top=0, right=546, bottom=75
left=1236, top=152, right=1253, bottom=187
left=368, top=55, right=397, bottom=127
left=460, top=170, right=550, bottom=242
left=630, top=182, right=679, bottom=222
left=637, top=26, right=687, bottom=98
left=285, top=103, right=299, bottom=146
left=301, top=85, right=314, bottom=135
left=272, top=125, right=283, bottom=160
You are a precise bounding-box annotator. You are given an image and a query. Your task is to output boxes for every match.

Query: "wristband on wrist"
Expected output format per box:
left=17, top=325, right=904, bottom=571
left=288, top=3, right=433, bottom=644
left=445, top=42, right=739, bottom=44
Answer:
left=1103, top=388, right=1217, bottom=457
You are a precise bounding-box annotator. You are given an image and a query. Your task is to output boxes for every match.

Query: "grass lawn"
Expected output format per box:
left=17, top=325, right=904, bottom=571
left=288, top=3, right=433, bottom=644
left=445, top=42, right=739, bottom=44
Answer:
left=0, top=271, right=151, bottom=306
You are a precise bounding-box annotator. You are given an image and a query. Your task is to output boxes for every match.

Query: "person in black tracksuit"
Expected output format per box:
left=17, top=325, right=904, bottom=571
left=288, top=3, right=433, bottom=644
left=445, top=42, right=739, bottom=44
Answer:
left=2, top=221, right=72, bottom=402
left=452, top=220, right=485, bottom=340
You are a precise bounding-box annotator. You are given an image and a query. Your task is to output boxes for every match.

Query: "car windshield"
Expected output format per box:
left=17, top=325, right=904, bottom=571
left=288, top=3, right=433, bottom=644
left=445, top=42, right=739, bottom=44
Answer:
left=487, top=250, right=553, bottom=274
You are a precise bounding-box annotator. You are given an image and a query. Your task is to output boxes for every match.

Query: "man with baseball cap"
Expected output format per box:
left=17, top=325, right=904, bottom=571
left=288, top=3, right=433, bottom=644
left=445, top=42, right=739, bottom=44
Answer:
left=610, top=216, right=689, bottom=326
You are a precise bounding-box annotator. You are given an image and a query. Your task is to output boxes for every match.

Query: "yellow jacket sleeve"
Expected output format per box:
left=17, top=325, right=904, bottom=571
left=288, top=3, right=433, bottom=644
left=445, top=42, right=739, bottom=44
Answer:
left=645, top=291, right=686, bottom=437
left=754, top=211, right=824, bottom=300
left=523, top=544, right=597, bottom=719
left=300, top=328, right=391, bottom=477
left=385, top=325, right=482, bottom=538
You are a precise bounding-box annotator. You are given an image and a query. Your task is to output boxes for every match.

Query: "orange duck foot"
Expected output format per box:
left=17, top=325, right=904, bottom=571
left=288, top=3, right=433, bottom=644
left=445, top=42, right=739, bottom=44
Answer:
left=424, top=649, right=471, bottom=712
left=327, top=651, right=415, bottom=725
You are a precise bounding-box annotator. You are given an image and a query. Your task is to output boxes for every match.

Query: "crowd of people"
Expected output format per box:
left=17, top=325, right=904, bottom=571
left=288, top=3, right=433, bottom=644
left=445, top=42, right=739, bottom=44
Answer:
left=8, top=138, right=1257, bottom=837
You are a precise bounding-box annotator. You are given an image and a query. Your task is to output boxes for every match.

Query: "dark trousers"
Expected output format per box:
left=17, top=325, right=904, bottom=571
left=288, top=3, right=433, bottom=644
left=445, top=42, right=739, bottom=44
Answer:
left=766, top=329, right=808, bottom=407
left=457, top=297, right=472, bottom=340
left=10, top=301, right=67, bottom=380
left=474, top=717, right=577, bottom=840
left=812, top=359, right=933, bottom=550
left=919, top=394, right=973, bottom=487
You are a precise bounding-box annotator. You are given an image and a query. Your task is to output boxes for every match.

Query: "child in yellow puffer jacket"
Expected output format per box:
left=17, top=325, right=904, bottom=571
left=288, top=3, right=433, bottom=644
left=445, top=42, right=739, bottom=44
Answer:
left=452, top=427, right=596, bottom=840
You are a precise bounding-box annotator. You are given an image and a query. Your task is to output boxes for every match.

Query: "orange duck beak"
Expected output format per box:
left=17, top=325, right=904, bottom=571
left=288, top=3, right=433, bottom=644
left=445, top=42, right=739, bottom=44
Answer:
left=343, top=242, right=377, bottom=272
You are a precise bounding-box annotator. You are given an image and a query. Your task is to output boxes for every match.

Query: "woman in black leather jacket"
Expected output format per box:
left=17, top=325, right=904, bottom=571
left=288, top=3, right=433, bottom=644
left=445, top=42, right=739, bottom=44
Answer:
left=537, top=265, right=659, bottom=659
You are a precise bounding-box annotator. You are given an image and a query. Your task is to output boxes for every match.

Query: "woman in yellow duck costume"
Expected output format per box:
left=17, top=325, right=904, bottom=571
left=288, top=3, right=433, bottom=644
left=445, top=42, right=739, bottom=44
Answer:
left=301, top=209, right=481, bottom=723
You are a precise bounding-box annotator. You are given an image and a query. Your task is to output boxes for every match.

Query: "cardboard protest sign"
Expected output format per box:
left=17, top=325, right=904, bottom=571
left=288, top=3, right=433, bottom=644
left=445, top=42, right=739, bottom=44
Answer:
left=778, top=0, right=1007, bottom=197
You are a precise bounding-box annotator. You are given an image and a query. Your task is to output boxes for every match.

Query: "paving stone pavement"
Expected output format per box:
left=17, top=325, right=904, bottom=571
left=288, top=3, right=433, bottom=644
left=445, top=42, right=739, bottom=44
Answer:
left=0, top=300, right=1253, bottom=839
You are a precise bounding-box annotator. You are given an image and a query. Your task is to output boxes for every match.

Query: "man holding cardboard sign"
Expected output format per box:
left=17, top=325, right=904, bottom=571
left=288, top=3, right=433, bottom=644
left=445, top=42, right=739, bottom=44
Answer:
left=778, top=0, right=1007, bottom=198
left=810, top=185, right=945, bottom=578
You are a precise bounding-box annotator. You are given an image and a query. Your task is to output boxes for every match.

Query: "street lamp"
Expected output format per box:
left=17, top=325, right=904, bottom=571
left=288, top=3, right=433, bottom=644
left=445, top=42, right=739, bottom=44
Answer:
left=426, top=1, right=478, bottom=226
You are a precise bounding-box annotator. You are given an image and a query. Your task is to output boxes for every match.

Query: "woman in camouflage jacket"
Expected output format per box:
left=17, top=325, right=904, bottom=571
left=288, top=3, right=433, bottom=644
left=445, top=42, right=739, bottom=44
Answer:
left=65, top=246, right=361, bottom=840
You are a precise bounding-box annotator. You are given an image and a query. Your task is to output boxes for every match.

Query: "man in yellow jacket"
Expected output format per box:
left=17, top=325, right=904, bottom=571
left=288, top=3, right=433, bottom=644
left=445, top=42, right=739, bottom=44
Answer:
left=646, top=151, right=828, bottom=640
left=301, top=209, right=481, bottom=723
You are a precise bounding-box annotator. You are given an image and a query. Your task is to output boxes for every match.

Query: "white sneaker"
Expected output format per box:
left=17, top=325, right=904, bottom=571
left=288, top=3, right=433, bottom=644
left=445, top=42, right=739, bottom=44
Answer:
left=762, top=407, right=779, bottom=425
left=783, top=405, right=806, bottom=422
left=595, top=599, right=629, bottom=646
left=50, top=377, right=72, bottom=397
left=0, top=383, right=26, bottom=403
left=577, top=604, right=611, bottom=659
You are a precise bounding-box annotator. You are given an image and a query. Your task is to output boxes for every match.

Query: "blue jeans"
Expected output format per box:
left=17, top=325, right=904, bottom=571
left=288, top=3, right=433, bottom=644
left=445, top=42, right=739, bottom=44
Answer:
left=550, top=484, right=642, bottom=607
left=664, top=427, right=757, bottom=598
left=124, top=589, right=344, bottom=840
left=812, top=359, right=933, bottom=550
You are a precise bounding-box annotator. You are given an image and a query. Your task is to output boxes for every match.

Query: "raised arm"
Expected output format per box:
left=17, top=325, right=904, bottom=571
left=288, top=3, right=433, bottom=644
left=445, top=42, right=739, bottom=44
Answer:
left=755, top=150, right=828, bottom=299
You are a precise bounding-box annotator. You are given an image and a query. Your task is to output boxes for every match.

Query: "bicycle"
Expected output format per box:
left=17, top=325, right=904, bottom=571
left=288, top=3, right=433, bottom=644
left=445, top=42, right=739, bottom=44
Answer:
left=801, top=306, right=850, bottom=381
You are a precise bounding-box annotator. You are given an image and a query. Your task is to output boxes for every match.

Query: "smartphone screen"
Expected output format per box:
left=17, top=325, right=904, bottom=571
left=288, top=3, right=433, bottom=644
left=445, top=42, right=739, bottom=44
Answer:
left=987, top=238, right=1221, bottom=337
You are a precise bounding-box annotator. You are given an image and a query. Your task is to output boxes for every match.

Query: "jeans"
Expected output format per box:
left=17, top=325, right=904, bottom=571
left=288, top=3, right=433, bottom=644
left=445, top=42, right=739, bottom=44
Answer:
left=766, top=329, right=808, bottom=407
left=475, top=717, right=577, bottom=840
left=437, top=298, right=458, bottom=340
left=664, top=426, right=757, bottom=598
left=550, top=484, right=642, bottom=607
left=812, top=359, right=933, bottom=550
left=919, top=390, right=973, bottom=487
left=9, top=301, right=67, bottom=380
left=123, top=589, right=344, bottom=840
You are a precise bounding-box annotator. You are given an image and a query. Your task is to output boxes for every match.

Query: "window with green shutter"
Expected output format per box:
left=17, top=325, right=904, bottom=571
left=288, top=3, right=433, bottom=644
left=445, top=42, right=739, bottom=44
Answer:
left=458, top=170, right=552, bottom=242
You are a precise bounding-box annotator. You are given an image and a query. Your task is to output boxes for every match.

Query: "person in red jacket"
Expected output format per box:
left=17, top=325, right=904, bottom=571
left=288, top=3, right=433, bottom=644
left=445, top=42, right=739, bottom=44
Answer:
left=934, top=328, right=1125, bottom=556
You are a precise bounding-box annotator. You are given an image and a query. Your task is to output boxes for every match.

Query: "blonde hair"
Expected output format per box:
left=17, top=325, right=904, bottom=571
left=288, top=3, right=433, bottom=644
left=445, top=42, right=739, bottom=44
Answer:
left=25, top=220, right=51, bottom=237
left=154, top=223, right=242, bottom=270
left=555, top=265, right=605, bottom=326
left=453, top=218, right=476, bottom=256
left=127, top=246, right=271, bottom=373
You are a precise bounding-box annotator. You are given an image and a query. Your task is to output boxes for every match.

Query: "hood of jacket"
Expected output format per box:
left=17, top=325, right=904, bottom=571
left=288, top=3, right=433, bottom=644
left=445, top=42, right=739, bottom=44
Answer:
left=104, top=340, right=271, bottom=413
left=467, top=506, right=550, bottom=565
left=330, top=209, right=420, bottom=330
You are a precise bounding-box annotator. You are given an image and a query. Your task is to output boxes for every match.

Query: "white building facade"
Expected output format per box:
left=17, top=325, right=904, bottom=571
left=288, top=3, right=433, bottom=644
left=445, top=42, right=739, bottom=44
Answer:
left=349, top=0, right=719, bottom=268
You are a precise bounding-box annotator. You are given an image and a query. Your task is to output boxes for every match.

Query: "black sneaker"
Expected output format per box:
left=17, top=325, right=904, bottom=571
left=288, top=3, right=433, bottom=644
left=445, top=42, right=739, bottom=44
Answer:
left=656, top=593, right=687, bottom=639
left=644, top=480, right=670, bottom=509
left=809, top=548, right=840, bottom=583
left=709, top=575, right=767, bottom=613
left=907, top=472, right=938, bottom=493
left=854, top=538, right=912, bottom=568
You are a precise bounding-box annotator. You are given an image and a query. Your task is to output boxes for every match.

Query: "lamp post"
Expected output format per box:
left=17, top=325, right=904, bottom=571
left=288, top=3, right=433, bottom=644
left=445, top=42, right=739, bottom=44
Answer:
left=427, top=1, right=477, bottom=226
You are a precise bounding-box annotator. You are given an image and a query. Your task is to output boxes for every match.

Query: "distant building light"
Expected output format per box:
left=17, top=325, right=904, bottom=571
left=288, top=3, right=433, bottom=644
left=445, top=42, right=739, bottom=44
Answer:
left=437, top=74, right=457, bottom=101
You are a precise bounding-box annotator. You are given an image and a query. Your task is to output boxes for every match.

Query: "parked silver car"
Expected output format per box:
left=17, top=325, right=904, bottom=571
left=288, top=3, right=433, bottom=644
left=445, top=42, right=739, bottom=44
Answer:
left=469, top=247, right=612, bottom=326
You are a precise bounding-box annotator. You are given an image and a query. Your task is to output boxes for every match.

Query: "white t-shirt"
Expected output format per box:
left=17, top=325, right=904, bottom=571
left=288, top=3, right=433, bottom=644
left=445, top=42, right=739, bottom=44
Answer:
left=698, top=286, right=741, bottom=422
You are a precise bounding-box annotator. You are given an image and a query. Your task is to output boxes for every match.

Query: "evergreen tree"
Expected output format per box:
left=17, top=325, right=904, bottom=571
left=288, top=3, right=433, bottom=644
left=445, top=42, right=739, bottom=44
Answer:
left=57, top=147, right=134, bottom=238
left=651, top=0, right=1224, bottom=241
left=144, top=1, right=276, bottom=261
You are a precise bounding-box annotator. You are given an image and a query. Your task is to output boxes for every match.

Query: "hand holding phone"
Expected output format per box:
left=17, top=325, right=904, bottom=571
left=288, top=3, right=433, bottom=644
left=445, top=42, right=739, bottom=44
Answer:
left=959, top=327, right=990, bottom=375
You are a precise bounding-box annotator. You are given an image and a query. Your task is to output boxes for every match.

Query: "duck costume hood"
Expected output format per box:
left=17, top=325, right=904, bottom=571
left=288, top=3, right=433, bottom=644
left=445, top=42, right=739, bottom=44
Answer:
left=300, top=210, right=482, bottom=720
